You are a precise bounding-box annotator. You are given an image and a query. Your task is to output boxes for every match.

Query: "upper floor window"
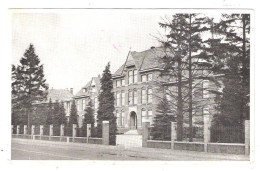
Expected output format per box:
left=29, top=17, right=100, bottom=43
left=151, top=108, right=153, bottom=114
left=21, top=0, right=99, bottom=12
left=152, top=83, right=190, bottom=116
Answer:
left=116, top=92, right=121, bottom=106
left=128, top=71, right=133, bottom=84
left=133, top=70, right=138, bottom=83
left=128, top=90, right=133, bottom=105
left=121, top=79, right=125, bottom=86
left=116, top=80, right=121, bottom=87
left=133, top=89, right=138, bottom=105
left=83, top=88, right=87, bottom=93
left=141, top=75, right=147, bottom=82
left=148, top=73, right=153, bottom=81
left=121, top=91, right=125, bottom=106
left=147, top=88, right=153, bottom=103
left=141, top=89, right=147, bottom=104
left=128, top=69, right=138, bottom=84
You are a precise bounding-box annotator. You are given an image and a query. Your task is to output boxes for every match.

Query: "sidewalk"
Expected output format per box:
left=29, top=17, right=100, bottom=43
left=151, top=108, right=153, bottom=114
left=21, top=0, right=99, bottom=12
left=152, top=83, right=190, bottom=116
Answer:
left=12, top=138, right=249, bottom=161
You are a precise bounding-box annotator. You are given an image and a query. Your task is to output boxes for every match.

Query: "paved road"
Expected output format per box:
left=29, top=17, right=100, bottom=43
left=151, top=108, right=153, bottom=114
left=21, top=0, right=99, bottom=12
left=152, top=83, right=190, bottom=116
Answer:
left=11, top=138, right=249, bottom=160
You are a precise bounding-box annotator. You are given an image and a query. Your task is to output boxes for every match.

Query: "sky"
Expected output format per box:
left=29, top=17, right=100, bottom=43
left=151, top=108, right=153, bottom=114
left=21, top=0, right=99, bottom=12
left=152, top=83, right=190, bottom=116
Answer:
left=12, top=10, right=222, bottom=94
left=12, top=9, right=171, bottom=93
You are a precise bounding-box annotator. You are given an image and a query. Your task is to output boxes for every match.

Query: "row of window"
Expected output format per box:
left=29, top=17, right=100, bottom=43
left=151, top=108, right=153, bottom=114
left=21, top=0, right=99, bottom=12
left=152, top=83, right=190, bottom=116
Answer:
left=115, top=70, right=153, bottom=87
left=115, top=88, right=152, bottom=106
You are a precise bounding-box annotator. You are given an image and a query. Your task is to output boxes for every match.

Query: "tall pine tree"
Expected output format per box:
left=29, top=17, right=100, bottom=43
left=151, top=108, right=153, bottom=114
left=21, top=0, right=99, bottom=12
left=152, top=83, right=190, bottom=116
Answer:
left=11, top=44, right=49, bottom=130
left=158, top=14, right=215, bottom=141
left=97, top=62, right=117, bottom=145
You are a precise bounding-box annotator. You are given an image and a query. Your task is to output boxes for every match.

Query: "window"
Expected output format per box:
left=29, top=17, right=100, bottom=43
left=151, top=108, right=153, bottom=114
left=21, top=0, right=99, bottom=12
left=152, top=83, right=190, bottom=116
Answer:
left=128, top=71, right=133, bottom=84
left=148, top=73, right=153, bottom=81
left=116, top=92, right=121, bottom=106
left=83, top=88, right=86, bottom=93
left=121, top=91, right=125, bottom=106
left=141, top=75, right=147, bottom=82
left=133, top=70, right=138, bottom=83
left=94, top=114, right=97, bottom=127
left=148, top=109, right=153, bottom=124
left=91, top=86, right=96, bottom=92
left=133, top=89, right=138, bottom=104
left=121, top=79, right=125, bottom=86
left=116, top=80, right=121, bottom=87
left=141, top=109, right=146, bottom=125
left=121, top=111, right=125, bottom=126
left=82, top=99, right=86, bottom=110
left=147, top=88, right=152, bottom=103
left=116, top=111, right=120, bottom=126
left=128, top=90, right=133, bottom=105
left=141, top=89, right=147, bottom=104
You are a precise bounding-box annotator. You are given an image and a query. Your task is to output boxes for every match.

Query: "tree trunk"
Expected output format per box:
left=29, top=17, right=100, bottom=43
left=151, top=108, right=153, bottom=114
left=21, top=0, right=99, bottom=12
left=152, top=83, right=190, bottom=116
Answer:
left=188, top=14, right=193, bottom=142
left=176, top=54, right=183, bottom=141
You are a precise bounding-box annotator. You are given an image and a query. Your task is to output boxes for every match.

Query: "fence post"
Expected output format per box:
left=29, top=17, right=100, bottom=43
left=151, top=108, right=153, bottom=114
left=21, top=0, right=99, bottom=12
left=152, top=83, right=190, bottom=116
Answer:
left=49, top=124, right=53, bottom=136
left=87, top=124, right=91, bottom=143
left=72, top=124, right=77, bottom=138
left=102, top=121, right=109, bottom=145
left=40, top=125, right=44, bottom=136
left=24, top=125, right=27, bottom=135
left=204, top=114, right=210, bottom=152
left=245, top=120, right=250, bottom=155
left=31, top=125, right=35, bottom=135
left=171, top=122, right=177, bottom=150
left=142, top=119, right=150, bottom=148
left=17, top=125, right=20, bottom=134
left=60, top=124, right=64, bottom=137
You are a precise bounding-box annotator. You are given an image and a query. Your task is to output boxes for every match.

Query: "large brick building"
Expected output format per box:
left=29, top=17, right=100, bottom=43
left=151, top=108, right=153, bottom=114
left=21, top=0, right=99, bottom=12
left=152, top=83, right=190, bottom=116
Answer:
left=111, top=47, right=219, bottom=134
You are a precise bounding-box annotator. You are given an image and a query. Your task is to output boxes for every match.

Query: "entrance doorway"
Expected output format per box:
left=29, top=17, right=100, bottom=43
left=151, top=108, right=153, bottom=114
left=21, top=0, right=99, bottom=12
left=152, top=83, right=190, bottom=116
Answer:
left=130, top=111, right=137, bottom=130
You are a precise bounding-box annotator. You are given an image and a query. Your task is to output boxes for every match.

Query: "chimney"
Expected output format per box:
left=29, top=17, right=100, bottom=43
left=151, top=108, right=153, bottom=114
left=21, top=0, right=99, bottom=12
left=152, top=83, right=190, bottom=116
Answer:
left=70, top=88, right=73, bottom=95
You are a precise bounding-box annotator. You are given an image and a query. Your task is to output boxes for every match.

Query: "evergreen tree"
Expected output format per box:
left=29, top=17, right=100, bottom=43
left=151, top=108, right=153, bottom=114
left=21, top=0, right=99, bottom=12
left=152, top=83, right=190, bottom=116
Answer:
left=11, top=44, right=49, bottom=129
left=158, top=14, right=215, bottom=141
left=151, top=96, right=176, bottom=140
left=53, top=101, right=60, bottom=125
left=83, top=100, right=95, bottom=136
left=58, top=102, right=67, bottom=125
left=212, top=14, right=250, bottom=123
left=69, top=100, right=78, bottom=126
left=97, top=62, right=117, bottom=145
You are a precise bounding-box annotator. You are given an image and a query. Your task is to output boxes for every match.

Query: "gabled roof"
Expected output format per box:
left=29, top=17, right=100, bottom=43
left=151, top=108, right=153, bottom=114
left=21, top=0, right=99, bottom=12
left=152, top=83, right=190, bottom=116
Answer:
left=74, top=77, right=101, bottom=98
left=35, top=89, right=73, bottom=104
left=112, top=47, right=166, bottom=78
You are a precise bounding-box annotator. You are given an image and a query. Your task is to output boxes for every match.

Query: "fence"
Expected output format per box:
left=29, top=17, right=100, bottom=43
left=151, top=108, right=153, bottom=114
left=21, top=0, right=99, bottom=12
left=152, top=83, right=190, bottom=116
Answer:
left=12, top=121, right=110, bottom=145
left=143, top=120, right=250, bottom=155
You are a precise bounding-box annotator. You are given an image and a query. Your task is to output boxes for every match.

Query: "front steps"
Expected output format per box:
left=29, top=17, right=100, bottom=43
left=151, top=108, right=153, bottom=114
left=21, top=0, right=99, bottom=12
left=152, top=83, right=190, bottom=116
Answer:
left=116, top=129, right=142, bottom=148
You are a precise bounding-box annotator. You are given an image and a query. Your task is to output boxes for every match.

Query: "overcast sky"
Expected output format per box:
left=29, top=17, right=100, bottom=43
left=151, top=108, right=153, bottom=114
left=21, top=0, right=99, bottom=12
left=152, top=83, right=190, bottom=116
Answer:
left=12, top=10, right=221, bottom=94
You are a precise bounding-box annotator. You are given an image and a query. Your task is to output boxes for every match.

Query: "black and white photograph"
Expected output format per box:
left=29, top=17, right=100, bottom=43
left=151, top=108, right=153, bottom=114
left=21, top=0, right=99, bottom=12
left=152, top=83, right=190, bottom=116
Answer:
left=0, top=0, right=258, bottom=170
left=10, top=9, right=251, bottom=161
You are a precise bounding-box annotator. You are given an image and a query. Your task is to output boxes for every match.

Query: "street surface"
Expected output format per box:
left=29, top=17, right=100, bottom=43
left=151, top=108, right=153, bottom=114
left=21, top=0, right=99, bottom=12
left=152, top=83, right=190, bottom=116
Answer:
left=11, top=138, right=249, bottom=160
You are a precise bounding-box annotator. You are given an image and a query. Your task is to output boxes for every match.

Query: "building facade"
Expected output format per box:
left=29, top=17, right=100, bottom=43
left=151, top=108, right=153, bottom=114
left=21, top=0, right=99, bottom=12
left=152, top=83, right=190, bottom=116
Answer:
left=73, top=77, right=100, bottom=127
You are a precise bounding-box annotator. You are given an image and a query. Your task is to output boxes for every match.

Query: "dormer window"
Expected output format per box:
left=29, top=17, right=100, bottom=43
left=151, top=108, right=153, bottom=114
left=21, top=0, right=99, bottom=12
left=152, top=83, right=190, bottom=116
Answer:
left=116, top=80, right=121, bottom=87
left=83, top=88, right=87, bottom=93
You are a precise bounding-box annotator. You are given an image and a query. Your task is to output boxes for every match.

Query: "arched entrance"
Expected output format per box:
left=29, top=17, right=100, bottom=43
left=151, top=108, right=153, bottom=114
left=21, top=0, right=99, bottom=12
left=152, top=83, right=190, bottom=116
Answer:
left=130, top=111, right=137, bottom=130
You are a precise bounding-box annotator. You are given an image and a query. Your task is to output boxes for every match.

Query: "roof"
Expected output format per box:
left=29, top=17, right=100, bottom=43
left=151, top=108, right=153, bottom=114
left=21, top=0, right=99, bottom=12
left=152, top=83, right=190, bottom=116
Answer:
left=74, top=77, right=101, bottom=98
left=112, top=47, right=167, bottom=77
left=36, top=89, right=73, bottom=104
